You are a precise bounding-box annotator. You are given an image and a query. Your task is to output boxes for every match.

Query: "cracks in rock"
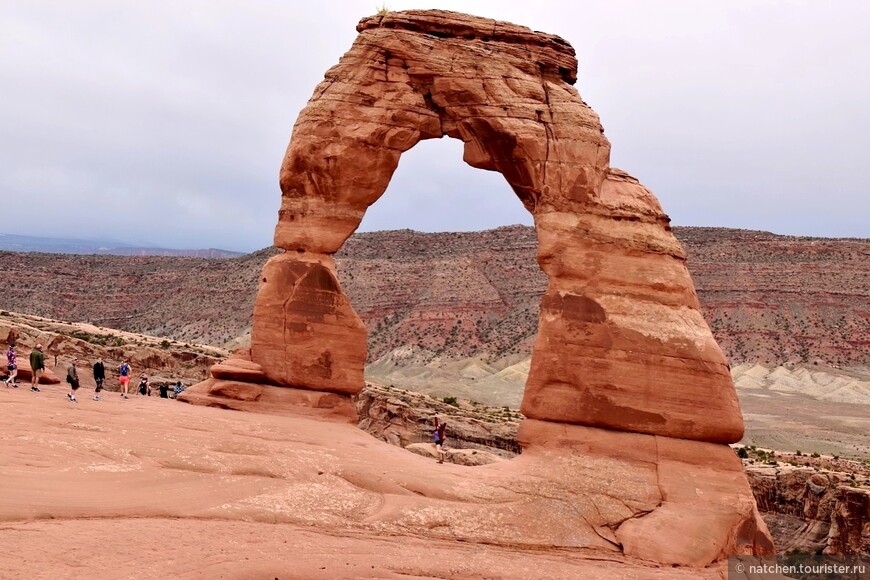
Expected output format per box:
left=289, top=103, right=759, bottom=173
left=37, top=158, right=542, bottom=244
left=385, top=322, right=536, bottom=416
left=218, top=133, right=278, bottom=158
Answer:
left=313, top=78, right=337, bottom=100
left=608, top=438, right=666, bottom=543
left=538, top=65, right=555, bottom=212
left=653, top=436, right=664, bottom=505
left=420, top=90, right=446, bottom=138
left=280, top=269, right=306, bottom=380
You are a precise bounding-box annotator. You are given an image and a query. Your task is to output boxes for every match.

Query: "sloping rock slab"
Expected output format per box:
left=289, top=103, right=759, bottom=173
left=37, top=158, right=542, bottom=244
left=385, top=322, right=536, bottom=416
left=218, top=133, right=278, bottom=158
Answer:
left=517, top=419, right=774, bottom=566
left=178, top=378, right=357, bottom=423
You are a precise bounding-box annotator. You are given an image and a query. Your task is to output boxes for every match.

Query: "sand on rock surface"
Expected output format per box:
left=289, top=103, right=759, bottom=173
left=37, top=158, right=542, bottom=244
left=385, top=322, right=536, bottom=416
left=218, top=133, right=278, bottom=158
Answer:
left=0, top=385, right=737, bottom=579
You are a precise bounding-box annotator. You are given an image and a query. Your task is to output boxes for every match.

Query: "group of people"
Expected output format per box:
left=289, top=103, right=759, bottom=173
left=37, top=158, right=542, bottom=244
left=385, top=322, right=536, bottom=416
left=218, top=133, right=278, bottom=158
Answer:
left=5, top=343, right=186, bottom=403
left=4, top=343, right=45, bottom=392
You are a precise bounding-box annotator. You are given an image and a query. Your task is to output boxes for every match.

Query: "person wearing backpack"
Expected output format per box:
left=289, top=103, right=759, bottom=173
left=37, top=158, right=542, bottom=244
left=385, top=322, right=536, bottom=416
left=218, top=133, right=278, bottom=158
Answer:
left=137, top=374, right=150, bottom=396
left=433, top=418, right=447, bottom=464
left=118, top=361, right=132, bottom=399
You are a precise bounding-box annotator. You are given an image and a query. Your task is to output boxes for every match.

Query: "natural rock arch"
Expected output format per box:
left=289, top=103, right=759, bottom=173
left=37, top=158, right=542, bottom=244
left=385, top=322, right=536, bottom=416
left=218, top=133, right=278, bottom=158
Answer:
left=248, top=9, right=743, bottom=444
left=180, top=11, right=775, bottom=566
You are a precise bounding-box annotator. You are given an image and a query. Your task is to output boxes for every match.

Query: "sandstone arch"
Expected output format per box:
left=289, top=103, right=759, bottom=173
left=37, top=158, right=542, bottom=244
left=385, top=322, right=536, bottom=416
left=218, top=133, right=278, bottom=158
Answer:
left=249, top=9, right=743, bottom=444
left=180, top=10, right=774, bottom=566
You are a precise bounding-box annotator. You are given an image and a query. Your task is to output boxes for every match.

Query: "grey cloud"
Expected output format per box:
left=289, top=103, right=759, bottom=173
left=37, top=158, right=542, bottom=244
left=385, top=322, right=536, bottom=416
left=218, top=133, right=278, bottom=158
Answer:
left=0, top=0, right=867, bottom=252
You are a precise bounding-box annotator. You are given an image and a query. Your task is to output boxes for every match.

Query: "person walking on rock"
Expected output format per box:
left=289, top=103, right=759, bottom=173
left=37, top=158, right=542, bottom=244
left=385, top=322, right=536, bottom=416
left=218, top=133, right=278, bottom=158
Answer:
left=4, top=344, right=18, bottom=387
left=92, top=357, right=105, bottom=401
left=118, top=360, right=131, bottom=399
left=433, top=418, right=447, bottom=464
left=29, top=344, right=45, bottom=392
left=66, top=358, right=80, bottom=403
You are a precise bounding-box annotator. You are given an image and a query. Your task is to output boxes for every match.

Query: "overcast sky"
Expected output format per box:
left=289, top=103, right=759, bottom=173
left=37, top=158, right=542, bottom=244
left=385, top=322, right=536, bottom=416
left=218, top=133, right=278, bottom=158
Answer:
left=2, top=1, right=868, bottom=251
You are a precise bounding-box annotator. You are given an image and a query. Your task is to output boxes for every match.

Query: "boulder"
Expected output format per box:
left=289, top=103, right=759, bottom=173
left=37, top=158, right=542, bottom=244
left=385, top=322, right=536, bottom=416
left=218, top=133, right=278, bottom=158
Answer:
left=13, top=360, right=61, bottom=385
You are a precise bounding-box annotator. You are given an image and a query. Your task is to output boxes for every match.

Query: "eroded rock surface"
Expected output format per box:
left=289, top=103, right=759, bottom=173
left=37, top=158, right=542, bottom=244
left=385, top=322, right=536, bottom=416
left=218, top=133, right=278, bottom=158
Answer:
left=243, top=9, right=746, bottom=444
left=185, top=9, right=772, bottom=568
left=748, top=465, right=870, bottom=556
left=355, top=382, right=521, bottom=454
left=0, top=389, right=764, bottom=576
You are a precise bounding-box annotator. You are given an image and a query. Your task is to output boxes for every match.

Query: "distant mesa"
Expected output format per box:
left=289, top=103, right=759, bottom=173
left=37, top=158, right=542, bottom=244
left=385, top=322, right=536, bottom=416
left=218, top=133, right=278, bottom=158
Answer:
left=0, top=233, right=243, bottom=258
left=180, top=8, right=773, bottom=569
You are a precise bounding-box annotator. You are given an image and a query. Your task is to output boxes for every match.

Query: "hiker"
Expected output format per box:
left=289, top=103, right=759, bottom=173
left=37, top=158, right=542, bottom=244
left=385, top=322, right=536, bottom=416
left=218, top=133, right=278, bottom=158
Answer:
left=172, top=381, right=185, bottom=398
left=118, top=360, right=131, bottom=399
left=4, top=344, right=18, bottom=387
left=29, top=344, right=45, bottom=392
left=92, top=358, right=105, bottom=401
left=158, top=382, right=169, bottom=399
left=66, top=358, right=80, bottom=403
left=137, top=374, right=150, bottom=396
left=433, top=418, right=447, bottom=464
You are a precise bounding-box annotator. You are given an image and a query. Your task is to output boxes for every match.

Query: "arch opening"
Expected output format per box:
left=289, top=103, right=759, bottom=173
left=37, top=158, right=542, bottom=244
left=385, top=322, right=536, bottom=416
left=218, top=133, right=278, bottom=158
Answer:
left=357, top=136, right=533, bottom=234
left=246, top=8, right=745, bottom=445
left=335, top=135, right=542, bottom=408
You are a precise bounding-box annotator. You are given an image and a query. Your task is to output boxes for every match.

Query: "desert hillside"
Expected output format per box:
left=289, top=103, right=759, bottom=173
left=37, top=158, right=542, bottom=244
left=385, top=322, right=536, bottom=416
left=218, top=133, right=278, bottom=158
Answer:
left=0, top=226, right=866, bottom=369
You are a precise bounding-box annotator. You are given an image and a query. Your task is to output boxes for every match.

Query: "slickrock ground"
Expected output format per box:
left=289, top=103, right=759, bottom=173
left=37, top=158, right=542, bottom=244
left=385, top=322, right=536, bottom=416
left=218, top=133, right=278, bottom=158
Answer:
left=1, top=388, right=732, bottom=579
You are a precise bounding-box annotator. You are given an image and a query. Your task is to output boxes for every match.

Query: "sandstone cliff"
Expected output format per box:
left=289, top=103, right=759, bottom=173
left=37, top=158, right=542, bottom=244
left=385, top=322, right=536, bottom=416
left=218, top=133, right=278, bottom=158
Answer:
left=747, top=465, right=869, bottom=556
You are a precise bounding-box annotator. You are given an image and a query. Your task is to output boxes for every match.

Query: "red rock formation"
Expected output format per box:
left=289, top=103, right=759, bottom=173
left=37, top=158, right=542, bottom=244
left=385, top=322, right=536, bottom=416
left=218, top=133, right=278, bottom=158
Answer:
left=748, top=465, right=870, bottom=556
left=244, top=9, right=744, bottom=443
left=186, top=9, right=771, bottom=567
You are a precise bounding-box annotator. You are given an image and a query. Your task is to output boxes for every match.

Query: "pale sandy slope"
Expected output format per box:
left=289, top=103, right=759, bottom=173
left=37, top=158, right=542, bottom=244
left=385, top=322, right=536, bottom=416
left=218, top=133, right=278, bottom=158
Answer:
left=368, top=353, right=870, bottom=409
left=0, top=386, right=724, bottom=579
left=368, top=354, right=870, bottom=459
left=732, top=363, right=870, bottom=404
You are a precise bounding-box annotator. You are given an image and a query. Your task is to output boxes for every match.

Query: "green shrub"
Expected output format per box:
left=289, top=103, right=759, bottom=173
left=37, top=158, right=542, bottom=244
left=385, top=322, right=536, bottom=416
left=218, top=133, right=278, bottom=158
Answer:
left=69, top=330, right=124, bottom=347
left=442, top=396, right=458, bottom=407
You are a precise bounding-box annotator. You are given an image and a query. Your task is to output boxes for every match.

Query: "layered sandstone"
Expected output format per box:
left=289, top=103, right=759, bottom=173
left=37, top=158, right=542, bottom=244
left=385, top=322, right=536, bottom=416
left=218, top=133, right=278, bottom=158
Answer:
left=172, top=9, right=771, bottom=567
left=243, top=9, right=745, bottom=443
left=0, top=311, right=224, bottom=388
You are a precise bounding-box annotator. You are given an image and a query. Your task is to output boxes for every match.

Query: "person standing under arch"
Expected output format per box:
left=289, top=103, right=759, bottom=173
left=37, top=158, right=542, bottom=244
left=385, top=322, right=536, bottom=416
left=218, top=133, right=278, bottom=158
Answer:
left=433, top=418, right=447, bottom=464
